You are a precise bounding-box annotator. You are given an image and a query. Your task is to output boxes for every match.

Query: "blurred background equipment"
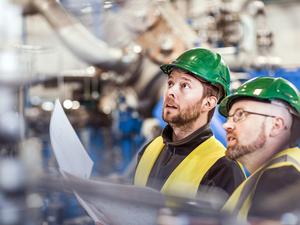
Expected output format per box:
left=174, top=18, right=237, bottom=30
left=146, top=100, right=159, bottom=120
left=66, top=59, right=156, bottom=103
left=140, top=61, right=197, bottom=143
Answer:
left=1, top=0, right=300, bottom=224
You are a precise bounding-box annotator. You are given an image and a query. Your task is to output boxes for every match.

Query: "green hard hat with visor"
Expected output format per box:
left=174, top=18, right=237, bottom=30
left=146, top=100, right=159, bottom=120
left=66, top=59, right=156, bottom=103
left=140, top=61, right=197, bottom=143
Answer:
left=219, top=76, right=300, bottom=118
left=160, top=48, right=231, bottom=102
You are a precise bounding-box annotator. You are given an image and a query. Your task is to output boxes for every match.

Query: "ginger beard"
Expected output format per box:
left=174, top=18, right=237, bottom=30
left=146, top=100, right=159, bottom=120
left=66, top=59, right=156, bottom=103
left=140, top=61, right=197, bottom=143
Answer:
left=226, top=120, right=267, bottom=160
left=162, top=96, right=204, bottom=127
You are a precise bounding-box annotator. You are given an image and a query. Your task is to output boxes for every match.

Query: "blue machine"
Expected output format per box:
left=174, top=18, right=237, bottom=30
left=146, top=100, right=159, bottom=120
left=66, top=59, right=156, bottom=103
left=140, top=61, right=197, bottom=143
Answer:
left=114, top=104, right=144, bottom=172
left=248, top=67, right=300, bottom=89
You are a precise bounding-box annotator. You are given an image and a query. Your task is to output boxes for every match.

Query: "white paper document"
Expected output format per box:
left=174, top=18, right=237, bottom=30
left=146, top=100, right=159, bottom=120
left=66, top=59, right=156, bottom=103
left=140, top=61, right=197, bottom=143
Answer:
left=50, top=99, right=104, bottom=223
left=49, top=99, right=164, bottom=225
left=63, top=173, right=164, bottom=225
left=50, top=99, right=93, bottom=179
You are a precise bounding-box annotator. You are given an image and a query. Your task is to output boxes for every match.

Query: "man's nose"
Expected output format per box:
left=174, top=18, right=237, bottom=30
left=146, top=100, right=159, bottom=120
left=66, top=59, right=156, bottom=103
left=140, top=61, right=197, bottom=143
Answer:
left=167, top=84, right=179, bottom=98
left=223, top=120, right=235, bottom=132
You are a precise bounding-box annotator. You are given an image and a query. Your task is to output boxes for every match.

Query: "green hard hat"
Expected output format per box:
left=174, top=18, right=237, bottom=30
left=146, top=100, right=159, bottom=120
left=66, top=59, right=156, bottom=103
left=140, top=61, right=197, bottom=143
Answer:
left=160, top=48, right=231, bottom=101
left=219, top=76, right=300, bottom=117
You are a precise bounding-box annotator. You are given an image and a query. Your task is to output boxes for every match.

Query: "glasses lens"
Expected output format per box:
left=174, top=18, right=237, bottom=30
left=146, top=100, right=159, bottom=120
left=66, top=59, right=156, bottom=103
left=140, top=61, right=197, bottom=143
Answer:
left=233, top=109, right=245, bottom=123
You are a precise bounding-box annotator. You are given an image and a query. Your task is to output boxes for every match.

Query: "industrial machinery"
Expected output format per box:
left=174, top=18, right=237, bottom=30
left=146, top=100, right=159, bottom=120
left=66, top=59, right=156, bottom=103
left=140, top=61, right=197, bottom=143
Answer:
left=1, top=0, right=300, bottom=224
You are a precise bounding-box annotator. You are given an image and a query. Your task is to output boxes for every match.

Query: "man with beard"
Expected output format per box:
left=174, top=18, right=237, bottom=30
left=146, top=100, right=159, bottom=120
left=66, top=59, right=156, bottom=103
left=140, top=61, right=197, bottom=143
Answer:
left=220, top=76, right=300, bottom=220
left=134, top=48, right=245, bottom=200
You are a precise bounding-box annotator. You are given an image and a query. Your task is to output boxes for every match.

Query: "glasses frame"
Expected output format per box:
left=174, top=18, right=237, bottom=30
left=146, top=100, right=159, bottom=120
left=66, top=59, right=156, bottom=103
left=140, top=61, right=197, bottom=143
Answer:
left=228, top=108, right=276, bottom=123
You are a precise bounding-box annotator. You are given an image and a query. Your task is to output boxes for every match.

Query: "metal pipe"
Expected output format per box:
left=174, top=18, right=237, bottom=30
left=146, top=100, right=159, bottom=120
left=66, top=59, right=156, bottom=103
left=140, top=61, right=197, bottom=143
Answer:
left=11, top=0, right=139, bottom=72
left=156, top=1, right=199, bottom=49
left=32, top=0, right=126, bottom=70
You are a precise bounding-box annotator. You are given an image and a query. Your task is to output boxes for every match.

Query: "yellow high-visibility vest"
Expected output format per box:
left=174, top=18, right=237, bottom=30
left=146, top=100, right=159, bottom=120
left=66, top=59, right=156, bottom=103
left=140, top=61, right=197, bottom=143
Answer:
left=223, top=147, right=300, bottom=221
left=134, top=136, right=226, bottom=198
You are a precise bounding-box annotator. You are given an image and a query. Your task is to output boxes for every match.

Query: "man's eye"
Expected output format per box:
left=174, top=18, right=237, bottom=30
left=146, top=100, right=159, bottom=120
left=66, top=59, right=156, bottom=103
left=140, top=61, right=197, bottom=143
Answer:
left=168, top=81, right=174, bottom=87
left=182, top=83, right=190, bottom=89
left=236, top=110, right=244, bottom=117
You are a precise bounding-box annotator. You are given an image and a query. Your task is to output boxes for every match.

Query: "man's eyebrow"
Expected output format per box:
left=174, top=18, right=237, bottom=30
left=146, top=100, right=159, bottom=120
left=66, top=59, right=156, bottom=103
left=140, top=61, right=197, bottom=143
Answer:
left=168, top=74, right=192, bottom=82
left=181, top=76, right=192, bottom=82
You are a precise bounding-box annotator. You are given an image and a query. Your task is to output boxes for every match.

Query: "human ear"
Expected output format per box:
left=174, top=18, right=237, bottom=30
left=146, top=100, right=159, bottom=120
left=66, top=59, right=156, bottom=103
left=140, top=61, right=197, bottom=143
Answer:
left=270, top=117, right=286, bottom=137
left=202, top=96, right=218, bottom=112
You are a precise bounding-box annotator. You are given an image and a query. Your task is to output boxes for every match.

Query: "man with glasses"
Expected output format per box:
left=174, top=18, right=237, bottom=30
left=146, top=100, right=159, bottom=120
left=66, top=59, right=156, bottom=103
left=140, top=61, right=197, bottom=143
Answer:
left=219, top=76, right=300, bottom=220
left=134, top=48, right=245, bottom=200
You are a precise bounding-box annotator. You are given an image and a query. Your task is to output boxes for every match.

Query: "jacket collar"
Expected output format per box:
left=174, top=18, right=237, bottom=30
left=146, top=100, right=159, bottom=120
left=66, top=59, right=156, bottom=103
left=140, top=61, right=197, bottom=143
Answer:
left=161, top=124, right=213, bottom=147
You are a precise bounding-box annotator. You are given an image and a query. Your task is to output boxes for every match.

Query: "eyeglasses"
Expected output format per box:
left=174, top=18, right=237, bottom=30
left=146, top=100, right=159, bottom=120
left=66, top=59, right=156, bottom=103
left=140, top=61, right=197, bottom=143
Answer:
left=228, top=108, right=276, bottom=123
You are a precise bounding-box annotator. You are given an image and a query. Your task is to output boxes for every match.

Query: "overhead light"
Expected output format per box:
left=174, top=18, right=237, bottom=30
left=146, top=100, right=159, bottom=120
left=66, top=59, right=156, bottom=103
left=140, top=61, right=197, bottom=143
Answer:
left=63, top=100, right=73, bottom=110
left=72, top=101, right=80, bottom=110
left=41, top=101, right=54, bottom=111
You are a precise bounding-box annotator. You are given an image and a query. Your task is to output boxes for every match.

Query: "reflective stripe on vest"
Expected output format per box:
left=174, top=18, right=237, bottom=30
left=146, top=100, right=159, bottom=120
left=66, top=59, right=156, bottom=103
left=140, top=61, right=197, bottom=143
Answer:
left=223, top=147, right=300, bottom=221
left=134, top=136, right=164, bottom=187
left=134, top=136, right=226, bottom=198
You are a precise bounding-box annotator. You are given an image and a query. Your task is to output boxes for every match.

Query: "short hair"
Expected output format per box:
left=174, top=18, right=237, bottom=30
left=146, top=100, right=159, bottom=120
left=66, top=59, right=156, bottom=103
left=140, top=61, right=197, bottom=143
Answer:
left=183, top=69, right=222, bottom=102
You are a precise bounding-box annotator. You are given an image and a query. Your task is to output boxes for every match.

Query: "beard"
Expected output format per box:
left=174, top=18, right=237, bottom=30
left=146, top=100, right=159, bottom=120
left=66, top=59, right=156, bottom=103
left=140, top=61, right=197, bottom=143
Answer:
left=162, top=98, right=203, bottom=127
left=226, top=121, right=267, bottom=160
